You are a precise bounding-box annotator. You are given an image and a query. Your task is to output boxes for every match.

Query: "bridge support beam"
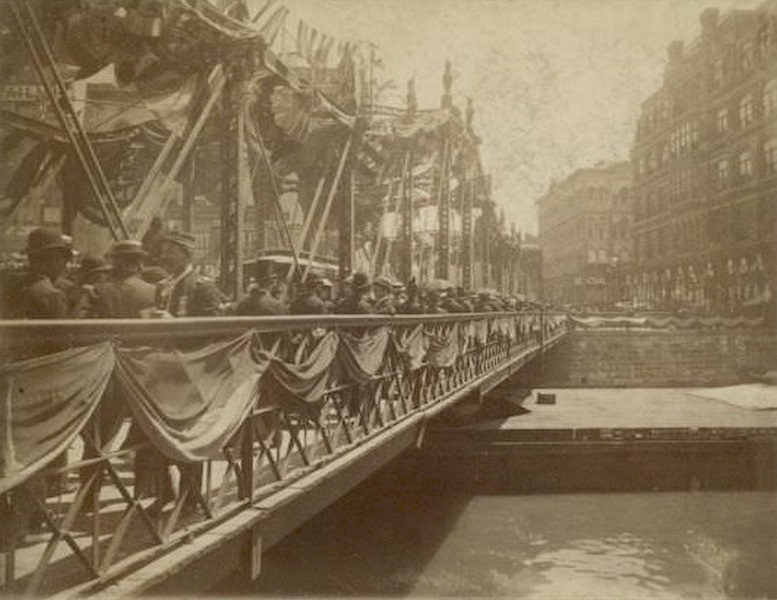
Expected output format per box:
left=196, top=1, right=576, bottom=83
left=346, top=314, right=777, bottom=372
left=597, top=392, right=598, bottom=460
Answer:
left=75, top=335, right=565, bottom=599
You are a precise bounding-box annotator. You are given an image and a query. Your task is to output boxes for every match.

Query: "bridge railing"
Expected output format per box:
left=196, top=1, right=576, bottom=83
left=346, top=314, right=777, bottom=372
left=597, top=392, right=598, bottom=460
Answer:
left=0, top=311, right=568, bottom=596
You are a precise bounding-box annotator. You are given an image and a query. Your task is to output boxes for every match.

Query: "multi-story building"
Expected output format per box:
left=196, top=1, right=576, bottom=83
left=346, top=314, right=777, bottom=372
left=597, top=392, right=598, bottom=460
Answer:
left=538, top=162, right=632, bottom=308
left=629, top=1, right=777, bottom=315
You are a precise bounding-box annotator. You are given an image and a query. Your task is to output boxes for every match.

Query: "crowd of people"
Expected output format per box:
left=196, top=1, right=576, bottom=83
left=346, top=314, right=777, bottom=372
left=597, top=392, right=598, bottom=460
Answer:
left=0, top=226, right=544, bottom=545
left=1, top=227, right=538, bottom=323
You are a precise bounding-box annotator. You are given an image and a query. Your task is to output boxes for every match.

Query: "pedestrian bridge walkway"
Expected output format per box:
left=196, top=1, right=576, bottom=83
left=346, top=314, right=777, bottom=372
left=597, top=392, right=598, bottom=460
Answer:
left=0, top=311, right=568, bottom=597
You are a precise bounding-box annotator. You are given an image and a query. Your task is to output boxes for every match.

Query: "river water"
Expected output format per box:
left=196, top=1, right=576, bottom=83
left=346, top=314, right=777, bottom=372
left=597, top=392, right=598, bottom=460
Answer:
left=214, top=475, right=777, bottom=598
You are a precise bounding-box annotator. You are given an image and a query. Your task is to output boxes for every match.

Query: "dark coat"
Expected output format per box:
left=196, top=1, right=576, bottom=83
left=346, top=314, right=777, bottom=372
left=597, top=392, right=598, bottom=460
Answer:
left=92, top=275, right=157, bottom=318
left=236, top=290, right=288, bottom=316
left=168, top=269, right=222, bottom=317
left=7, top=273, right=69, bottom=319
left=334, top=293, right=373, bottom=315
left=290, top=292, right=329, bottom=315
left=372, top=295, right=396, bottom=315
left=441, top=297, right=468, bottom=313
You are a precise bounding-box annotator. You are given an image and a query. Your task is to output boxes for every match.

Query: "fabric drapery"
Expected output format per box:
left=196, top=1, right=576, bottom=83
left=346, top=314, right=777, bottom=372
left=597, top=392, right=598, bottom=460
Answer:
left=115, top=332, right=265, bottom=462
left=1, top=316, right=551, bottom=493
left=260, top=332, right=339, bottom=413
left=425, top=324, right=460, bottom=368
left=0, top=343, right=114, bottom=494
left=338, top=328, right=391, bottom=385
left=492, top=317, right=515, bottom=340
left=392, top=325, right=428, bottom=370
left=467, top=319, right=490, bottom=345
left=570, top=315, right=761, bottom=330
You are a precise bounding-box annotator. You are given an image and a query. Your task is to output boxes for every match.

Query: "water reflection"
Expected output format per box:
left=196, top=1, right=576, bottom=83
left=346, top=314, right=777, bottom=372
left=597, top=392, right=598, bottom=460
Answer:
left=214, top=487, right=777, bottom=598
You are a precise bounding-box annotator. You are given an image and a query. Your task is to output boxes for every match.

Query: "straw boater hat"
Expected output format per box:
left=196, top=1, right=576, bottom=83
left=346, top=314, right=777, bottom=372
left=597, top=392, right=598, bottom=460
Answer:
left=25, top=228, right=73, bottom=258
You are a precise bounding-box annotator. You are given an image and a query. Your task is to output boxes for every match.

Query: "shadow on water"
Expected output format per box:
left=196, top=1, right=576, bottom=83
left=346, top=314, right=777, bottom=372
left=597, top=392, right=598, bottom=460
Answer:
left=210, top=461, right=473, bottom=597
left=208, top=384, right=777, bottom=599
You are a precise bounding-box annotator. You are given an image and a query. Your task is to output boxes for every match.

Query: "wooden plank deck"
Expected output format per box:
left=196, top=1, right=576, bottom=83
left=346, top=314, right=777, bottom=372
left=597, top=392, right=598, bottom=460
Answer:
left=470, top=386, right=777, bottom=435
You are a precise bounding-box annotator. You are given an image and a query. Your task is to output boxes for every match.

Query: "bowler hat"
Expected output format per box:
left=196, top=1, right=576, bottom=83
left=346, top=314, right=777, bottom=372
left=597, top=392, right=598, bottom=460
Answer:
left=351, top=271, right=371, bottom=291
left=26, top=228, right=72, bottom=257
left=163, top=230, right=197, bottom=252
left=107, top=239, right=147, bottom=257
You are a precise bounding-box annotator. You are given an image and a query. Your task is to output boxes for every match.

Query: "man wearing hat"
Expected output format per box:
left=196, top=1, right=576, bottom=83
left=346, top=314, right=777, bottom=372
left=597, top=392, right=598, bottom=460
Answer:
left=372, top=275, right=397, bottom=315
left=4, top=228, right=75, bottom=541
left=92, top=240, right=157, bottom=318
left=159, top=231, right=222, bottom=317
left=154, top=231, right=220, bottom=514
left=441, top=287, right=469, bottom=313
left=236, top=274, right=288, bottom=316
left=8, top=227, right=73, bottom=319
left=334, top=271, right=373, bottom=314
left=73, top=254, right=112, bottom=318
left=290, top=274, right=331, bottom=315
left=425, top=290, right=448, bottom=314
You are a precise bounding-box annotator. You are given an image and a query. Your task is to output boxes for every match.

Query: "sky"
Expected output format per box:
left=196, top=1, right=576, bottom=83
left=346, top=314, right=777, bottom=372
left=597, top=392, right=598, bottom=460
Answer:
left=253, top=0, right=762, bottom=234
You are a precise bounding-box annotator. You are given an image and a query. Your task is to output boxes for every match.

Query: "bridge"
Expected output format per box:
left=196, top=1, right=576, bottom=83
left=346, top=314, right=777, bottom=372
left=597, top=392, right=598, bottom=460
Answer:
left=0, top=311, right=568, bottom=597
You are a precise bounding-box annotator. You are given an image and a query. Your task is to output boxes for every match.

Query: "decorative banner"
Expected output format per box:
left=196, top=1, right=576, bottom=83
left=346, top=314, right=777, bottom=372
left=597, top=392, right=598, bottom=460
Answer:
left=0, top=343, right=114, bottom=494
left=115, top=332, right=265, bottom=462
left=392, top=325, right=428, bottom=370
left=338, top=327, right=391, bottom=385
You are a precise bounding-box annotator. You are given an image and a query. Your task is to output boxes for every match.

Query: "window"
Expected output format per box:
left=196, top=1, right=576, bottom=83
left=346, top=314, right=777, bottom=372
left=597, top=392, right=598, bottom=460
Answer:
left=669, top=131, right=678, bottom=155
left=737, top=151, right=753, bottom=179
left=764, top=79, right=777, bottom=117
left=712, top=58, right=724, bottom=88
left=716, top=158, right=729, bottom=188
left=716, top=107, right=728, bottom=133
left=690, top=121, right=699, bottom=147
left=678, top=124, right=688, bottom=151
left=758, top=25, right=773, bottom=58
left=740, top=42, right=754, bottom=71
left=765, top=138, right=777, bottom=176
left=739, top=94, right=754, bottom=127
left=661, top=143, right=670, bottom=165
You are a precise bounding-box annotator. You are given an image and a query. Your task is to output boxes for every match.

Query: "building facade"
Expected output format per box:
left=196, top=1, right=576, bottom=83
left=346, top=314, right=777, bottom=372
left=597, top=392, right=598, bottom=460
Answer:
left=629, top=1, right=777, bottom=315
left=538, top=162, right=632, bottom=309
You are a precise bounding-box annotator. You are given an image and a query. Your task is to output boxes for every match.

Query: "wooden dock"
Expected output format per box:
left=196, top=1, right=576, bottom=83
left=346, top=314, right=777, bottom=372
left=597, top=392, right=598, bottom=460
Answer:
left=409, top=386, right=777, bottom=493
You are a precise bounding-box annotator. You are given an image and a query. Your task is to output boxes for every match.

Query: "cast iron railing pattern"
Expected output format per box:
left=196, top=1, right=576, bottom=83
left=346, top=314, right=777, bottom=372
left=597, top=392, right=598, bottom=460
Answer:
left=0, top=312, right=567, bottom=596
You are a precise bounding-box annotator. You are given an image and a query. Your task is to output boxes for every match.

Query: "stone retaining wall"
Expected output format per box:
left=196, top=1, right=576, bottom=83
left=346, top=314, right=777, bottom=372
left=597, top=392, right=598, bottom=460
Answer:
left=530, top=329, right=777, bottom=387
